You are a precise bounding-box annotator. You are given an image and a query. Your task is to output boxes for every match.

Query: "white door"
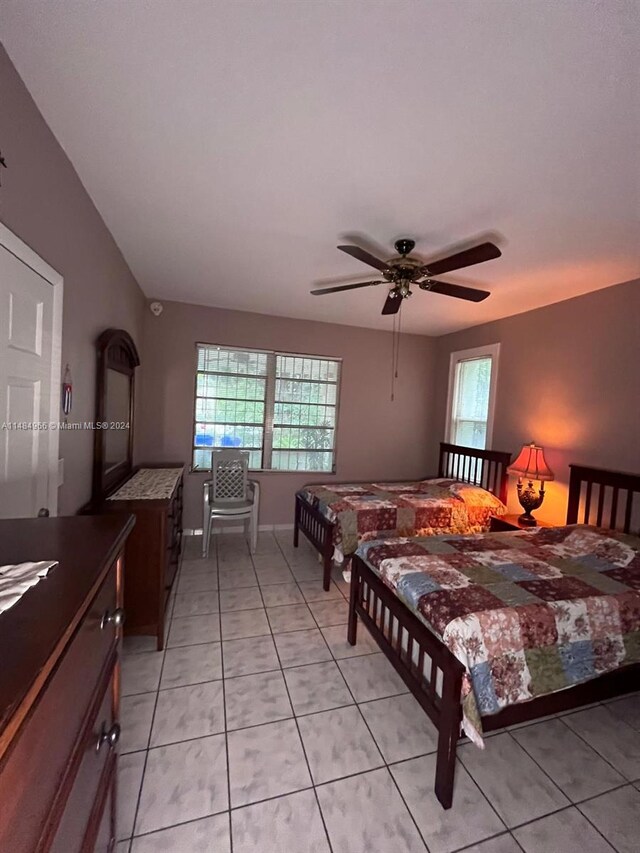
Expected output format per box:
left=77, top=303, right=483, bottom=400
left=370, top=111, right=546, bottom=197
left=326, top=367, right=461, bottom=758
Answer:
left=0, top=224, right=63, bottom=518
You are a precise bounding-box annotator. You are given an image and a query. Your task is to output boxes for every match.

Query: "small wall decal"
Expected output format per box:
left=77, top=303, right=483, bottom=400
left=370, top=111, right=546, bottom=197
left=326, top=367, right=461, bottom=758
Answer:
left=62, top=364, right=73, bottom=418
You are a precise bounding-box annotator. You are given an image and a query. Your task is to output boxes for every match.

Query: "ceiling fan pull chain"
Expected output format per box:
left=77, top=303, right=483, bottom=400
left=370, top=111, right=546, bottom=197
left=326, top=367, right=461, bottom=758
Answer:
left=395, top=307, right=402, bottom=380
left=390, top=313, right=397, bottom=402
left=390, top=307, right=403, bottom=402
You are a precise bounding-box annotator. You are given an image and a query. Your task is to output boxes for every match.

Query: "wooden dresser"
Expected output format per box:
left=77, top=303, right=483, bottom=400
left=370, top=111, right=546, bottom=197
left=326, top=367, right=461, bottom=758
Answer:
left=0, top=514, right=134, bottom=853
left=85, top=464, right=184, bottom=650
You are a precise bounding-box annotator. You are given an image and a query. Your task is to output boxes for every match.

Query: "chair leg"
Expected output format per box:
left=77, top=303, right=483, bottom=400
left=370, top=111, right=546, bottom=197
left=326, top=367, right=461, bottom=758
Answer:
left=203, top=512, right=212, bottom=558
left=202, top=488, right=209, bottom=553
left=250, top=509, right=258, bottom=554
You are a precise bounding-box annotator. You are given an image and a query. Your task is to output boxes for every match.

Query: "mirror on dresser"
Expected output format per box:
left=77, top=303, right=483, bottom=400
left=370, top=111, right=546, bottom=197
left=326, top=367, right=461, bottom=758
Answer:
left=92, top=328, right=139, bottom=502
left=84, top=328, right=184, bottom=650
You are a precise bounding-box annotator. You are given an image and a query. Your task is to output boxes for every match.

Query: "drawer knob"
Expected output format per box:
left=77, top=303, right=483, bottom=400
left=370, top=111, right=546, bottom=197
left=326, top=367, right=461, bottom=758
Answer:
left=100, top=608, right=126, bottom=630
left=96, top=722, right=121, bottom=752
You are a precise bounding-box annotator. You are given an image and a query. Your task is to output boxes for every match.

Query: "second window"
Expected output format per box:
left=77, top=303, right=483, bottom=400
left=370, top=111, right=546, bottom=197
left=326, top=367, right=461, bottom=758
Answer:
left=446, top=343, right=500, bottom=449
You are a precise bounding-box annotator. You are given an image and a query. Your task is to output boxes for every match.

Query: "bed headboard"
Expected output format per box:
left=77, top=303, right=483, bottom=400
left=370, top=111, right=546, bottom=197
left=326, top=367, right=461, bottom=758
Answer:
left=438, top=442, right=511, bottom=505
left=567, top=464, right=640, bottom=534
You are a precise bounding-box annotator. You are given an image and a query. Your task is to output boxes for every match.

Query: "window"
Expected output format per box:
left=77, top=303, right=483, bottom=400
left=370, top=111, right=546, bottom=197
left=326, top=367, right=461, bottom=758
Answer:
left=445, top=344, right=500, bottom=450
left=193, top=344, right=341, bottom=472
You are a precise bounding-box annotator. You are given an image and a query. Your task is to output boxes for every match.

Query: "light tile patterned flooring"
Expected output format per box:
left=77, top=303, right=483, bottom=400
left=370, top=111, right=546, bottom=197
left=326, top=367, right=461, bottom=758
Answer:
left=117, top=532, right=640, bottom=853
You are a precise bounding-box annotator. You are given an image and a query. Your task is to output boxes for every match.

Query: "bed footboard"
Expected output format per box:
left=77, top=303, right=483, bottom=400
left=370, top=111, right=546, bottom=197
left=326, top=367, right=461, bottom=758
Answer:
left=348, top=555, right=465, bottom=808
left=294, top=494, right=335, bottom=591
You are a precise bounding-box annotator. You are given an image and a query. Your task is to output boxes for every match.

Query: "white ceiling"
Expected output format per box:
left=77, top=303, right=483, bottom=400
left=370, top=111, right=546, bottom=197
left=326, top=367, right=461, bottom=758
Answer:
left=1, top=1, right=639, bottom=335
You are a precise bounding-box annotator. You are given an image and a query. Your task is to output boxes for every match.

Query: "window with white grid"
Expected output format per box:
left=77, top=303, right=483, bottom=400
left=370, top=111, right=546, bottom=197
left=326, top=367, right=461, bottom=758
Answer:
left=445, top=344, right=500, bottom=450
left=193, top=344, right=341, bottom=472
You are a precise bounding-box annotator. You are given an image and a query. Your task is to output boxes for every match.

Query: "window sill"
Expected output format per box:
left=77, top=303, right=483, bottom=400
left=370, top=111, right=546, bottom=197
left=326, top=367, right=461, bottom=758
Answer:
left=190, top=466, right=337, bottom=476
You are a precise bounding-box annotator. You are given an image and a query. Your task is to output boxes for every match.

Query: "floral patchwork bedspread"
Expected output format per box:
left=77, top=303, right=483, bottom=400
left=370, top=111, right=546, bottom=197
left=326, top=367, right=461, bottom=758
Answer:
left=298, top=479, right=506, bottom=562
left=357, top=524, right=640, bottom=745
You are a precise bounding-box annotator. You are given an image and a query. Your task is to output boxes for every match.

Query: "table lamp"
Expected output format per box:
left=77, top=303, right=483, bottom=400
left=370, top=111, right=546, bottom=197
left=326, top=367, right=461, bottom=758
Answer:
left=507, top=443, right=554, bottom=526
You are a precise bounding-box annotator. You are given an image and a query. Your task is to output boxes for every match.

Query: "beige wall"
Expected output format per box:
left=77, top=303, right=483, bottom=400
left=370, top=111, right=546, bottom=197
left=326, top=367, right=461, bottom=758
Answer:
left=136, top=300, right=437, bottom=528
left=0, top=45, right=146, bottom=513
left=73, top=272, right=639, bottom=529
left=432, top=278, right=640, bottom=524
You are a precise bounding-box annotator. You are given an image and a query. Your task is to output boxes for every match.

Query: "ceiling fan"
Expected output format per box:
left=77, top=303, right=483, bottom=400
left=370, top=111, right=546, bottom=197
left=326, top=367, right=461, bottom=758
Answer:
left=311, top=238, right=501, bottom=314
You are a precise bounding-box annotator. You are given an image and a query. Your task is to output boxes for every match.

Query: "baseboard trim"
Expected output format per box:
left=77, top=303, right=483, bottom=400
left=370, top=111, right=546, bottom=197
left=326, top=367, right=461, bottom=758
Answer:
left=185, top=523, right=295, bottom=536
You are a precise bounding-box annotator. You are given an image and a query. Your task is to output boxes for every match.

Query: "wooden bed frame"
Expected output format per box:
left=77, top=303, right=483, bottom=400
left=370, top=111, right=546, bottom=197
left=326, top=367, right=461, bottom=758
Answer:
left=348, top=462, right=640, bottom=809
left=293, top=442, right=512, bottom=590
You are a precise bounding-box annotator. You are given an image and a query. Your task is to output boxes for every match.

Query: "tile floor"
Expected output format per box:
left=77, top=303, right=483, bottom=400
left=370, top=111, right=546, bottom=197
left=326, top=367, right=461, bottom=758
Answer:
left=117, top=531, right=640, bottom=853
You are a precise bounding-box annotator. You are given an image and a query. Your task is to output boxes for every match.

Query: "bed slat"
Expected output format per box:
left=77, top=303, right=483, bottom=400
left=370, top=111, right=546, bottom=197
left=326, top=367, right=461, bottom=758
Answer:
left=597, top=484, right=606, bottom=527
left=624, top=491, right=634, bottom=533
left=584, top=480, right=593, bottom=524
left=610, top=487, right=619, bottom=530
left=567, top=464, right=640, bottom=535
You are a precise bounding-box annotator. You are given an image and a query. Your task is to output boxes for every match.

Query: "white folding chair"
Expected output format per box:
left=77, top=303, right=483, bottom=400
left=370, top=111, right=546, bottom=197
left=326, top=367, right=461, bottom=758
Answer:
left=202, top=449, right=259, bottom=557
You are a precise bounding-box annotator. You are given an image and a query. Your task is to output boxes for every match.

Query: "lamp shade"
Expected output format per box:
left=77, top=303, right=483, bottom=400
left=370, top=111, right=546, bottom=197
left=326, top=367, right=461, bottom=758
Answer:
left=508, top=443, right=554, bottom=481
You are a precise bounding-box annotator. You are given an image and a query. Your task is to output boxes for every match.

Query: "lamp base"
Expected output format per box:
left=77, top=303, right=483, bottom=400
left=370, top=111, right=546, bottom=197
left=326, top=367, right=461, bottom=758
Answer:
left=516, top=480, right=545, bottom=527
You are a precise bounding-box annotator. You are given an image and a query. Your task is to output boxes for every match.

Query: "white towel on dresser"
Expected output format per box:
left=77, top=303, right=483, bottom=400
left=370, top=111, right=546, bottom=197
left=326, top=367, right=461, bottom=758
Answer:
left=0, top=561, right=58, bottom=615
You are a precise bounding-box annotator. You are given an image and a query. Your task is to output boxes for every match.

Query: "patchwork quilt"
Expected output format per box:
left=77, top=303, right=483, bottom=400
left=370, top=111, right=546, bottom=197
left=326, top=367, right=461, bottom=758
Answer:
left=357, top=524, right=640, bottom=745
left=298, top=479, right=506, bottom=562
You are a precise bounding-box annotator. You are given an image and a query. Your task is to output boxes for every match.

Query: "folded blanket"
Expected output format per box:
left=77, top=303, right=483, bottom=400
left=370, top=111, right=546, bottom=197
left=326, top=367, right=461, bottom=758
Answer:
left=0, top=561, right=58, bottom=614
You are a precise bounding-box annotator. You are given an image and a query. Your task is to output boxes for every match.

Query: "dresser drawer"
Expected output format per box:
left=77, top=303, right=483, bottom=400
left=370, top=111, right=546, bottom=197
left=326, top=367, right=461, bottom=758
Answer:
left=49, top=661, right=118, bottom=853
left=166, top=488, right=182, bottom=547
left=165, top=484, right=183, bottom=589
left=91, top=758, right=116, bottom=853
left=0, top=561, right=121, bottom=852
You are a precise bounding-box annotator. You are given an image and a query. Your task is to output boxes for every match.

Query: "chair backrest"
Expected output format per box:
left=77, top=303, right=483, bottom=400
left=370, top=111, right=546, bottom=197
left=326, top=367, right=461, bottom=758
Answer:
left=211, top=449, right=249, bottom=503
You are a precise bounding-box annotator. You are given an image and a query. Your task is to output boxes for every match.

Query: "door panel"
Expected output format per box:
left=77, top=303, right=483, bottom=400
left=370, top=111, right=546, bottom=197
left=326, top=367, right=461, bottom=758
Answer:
left=8, top=288, right=44, bottom=355
left=4, top=378, right=47, bottom=513
left=0, top=244, right=54, bottom=518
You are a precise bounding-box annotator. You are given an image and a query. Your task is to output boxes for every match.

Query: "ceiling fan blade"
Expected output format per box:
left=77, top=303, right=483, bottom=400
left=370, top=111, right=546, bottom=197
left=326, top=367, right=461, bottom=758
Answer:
left=421, top=279, right=490, bottom=302
left=310, top=280, right=382, bottom=295
left=381, top=290, right=402, bottom=315
left=421, top=242, right=501, bottom=276
left=337, top=245, right=390, bottom=273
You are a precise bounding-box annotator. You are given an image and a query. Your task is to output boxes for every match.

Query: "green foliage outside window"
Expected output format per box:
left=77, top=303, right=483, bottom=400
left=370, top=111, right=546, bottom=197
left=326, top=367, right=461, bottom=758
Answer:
left=194, top=346, right=340, bottom=471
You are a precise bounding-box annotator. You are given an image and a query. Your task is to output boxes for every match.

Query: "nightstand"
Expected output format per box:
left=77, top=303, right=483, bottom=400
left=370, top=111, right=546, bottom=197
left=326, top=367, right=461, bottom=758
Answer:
left=489, top=514, right=555, bottom=533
